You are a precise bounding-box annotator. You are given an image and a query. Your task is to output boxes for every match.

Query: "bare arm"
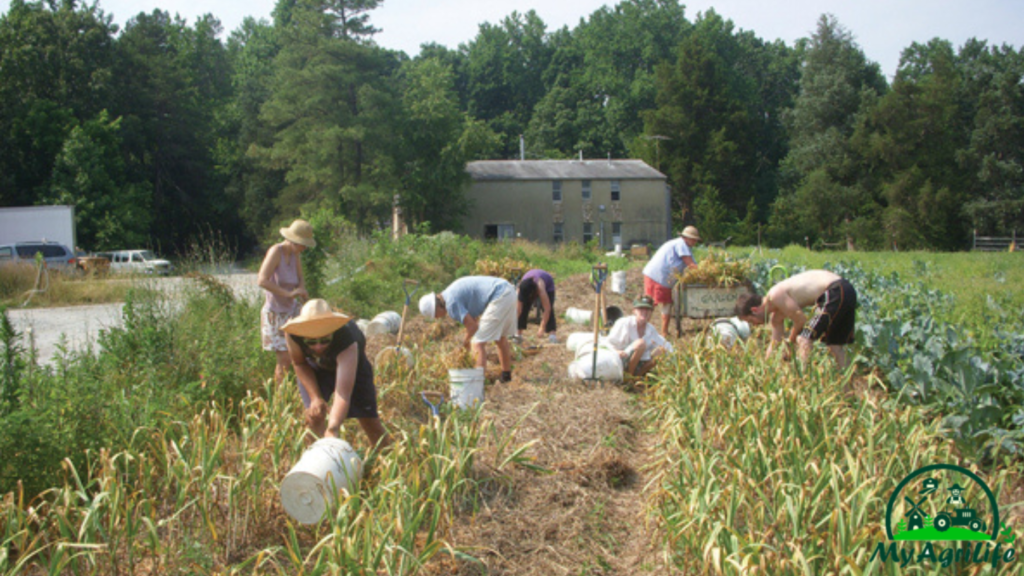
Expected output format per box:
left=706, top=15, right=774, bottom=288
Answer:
left=765, top=293, right=804, bottom=359
left=535, top=279, right=553, bottom=336
left=325, top=345, right=359, bottom=438
left=287, top=337, right=327, bottom=424
left=682, top=255, right=697, bottom=269
left=462, top=315, right=479, bottom=348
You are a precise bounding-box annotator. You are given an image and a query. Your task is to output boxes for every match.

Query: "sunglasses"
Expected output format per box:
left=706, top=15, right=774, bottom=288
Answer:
left=303, top=335, right=332, bottom=346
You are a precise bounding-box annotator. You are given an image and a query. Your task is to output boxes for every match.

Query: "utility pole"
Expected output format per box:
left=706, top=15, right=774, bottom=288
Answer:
left=642, top=134, right=671, bottom=172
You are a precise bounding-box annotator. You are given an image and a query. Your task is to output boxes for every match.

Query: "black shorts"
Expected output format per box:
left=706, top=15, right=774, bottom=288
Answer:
left=800, top=279, right=857, bottom=345
left=297, top=360, right=379, bottom=419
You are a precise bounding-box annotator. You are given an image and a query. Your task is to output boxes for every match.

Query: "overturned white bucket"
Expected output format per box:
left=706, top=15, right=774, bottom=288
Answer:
left=372, top=311, right=402, bottom=334
left=564, top=307, right=592, bottom=325
left=363, top=319, right=389, bottom=338
left=375, top=345, right=414, bottom=368
left=709, top=317, right=752, bottom=349
left=448, top=367, right=484, bottom=409
left=280, top=438, right=363, bottom=524
left=610, top=271, right=627, bottom=295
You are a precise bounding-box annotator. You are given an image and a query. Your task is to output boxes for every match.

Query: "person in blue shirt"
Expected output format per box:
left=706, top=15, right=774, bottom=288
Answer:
left=642, top=225, right=701, bottom=335
left=420, top=276, right=516, bottom=382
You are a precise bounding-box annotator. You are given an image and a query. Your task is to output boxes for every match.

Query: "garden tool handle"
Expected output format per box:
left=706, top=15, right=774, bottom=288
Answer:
left=421, top=391, right=444, bottom=417
left=402, top=279, right=420, bottom=306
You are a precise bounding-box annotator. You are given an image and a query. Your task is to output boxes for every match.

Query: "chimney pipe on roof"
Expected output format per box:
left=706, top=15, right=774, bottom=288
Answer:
left=579, top=150, right=583, bottom=161
left=520, top=135, right=524, bottom=161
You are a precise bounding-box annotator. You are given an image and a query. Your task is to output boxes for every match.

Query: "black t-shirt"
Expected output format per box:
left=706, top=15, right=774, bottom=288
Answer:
left=290, top=322, right=373, bottom=386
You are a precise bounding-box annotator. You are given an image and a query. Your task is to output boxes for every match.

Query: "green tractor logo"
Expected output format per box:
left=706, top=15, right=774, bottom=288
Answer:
left=886, top=464, right=998, bottom=542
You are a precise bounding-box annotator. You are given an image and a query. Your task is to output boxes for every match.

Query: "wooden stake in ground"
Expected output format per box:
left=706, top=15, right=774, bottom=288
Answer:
left=587, top=264, right=608, bottom=383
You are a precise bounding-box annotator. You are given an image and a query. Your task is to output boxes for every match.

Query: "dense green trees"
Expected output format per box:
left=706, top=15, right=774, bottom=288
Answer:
left=0, top=0, right=1021, bottom=251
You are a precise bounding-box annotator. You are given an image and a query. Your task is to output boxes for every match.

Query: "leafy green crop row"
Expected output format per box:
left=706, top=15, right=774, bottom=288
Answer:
left=740, top=257, right=1024, bottom=460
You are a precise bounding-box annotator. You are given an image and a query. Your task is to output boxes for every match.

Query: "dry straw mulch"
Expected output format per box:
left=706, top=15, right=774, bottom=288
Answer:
left=362, top=266, right=688, bottom=575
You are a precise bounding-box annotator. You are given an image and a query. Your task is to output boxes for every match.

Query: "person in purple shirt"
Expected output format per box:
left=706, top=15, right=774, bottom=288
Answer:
left=419, top=276, right=516, bottom=382
left=517, top=269, right=557, bottom=342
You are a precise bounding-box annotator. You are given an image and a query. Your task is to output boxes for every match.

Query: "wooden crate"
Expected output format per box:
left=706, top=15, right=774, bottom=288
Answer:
left=629, top=245, right=650, bottom=258
left=676, top=283, right=752, bottom=319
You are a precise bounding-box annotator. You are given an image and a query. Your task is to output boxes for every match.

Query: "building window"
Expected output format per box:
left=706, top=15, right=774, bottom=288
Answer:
left=612, top=222, right=622, bottom=247
left=582, top=180, right=591, bottom=200
left=611, top=180, right=621, bottom=202
left=583, top=222, right=593, bottom=243
left=484, top=224, right=515, bottom=240
left=553, top=222, right=563, bottom=243
left=552, top=181, right=562, bottom=202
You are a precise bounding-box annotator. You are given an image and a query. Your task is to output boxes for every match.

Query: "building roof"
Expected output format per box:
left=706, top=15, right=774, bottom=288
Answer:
left=467, top=159, right=665, bottom=181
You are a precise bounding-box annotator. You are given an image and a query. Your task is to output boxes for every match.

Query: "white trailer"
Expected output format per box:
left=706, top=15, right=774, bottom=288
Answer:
left=0, top=205, right=77, bottom=250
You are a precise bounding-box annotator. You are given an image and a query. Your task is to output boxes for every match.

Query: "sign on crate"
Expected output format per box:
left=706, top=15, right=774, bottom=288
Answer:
left=678, top=284, right=751, bottom=319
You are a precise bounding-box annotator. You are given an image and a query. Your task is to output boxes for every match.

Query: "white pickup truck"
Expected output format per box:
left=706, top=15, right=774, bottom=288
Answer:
left=101, top=250, right=174, bottom=275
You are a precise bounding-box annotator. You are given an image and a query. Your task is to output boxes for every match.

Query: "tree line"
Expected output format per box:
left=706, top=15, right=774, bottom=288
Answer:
left=1, top=0, right=1021, bottom=252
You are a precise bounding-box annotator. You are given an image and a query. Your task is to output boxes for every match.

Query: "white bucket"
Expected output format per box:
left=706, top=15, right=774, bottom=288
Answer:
left=565, top=307, right=593, bottom=325
left=363, top=319, right=389, bottom=338
left=375, top=346, right=414, bottom=368
left=355, top=318, right=371, bottom=333
left=709, top=317, right=751, bottom=349
left=448, top=367, right=484, bottom=409
left=372, top=311, right=402, bottom=334
left=280, top=438, right=363, bottom=524
left=610, top=271, right=627, bottom=295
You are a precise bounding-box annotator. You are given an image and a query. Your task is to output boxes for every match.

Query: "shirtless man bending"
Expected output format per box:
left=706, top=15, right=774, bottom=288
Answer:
left=734, top=270, right=857, bottom=368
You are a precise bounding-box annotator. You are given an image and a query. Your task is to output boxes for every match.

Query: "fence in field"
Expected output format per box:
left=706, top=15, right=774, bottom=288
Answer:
left=972, top=229, right=1019, bottom=252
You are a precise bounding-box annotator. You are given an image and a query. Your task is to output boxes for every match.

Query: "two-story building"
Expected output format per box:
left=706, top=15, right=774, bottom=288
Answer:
left=463, top=159, right=670, bottom=248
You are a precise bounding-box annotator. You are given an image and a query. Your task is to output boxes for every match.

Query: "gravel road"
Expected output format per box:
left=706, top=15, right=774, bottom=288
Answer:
left=8, top=273, right=261, bottom=364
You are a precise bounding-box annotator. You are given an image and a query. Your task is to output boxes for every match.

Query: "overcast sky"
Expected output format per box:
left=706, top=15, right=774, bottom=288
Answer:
left=1, top=0, right=1020, bottom=79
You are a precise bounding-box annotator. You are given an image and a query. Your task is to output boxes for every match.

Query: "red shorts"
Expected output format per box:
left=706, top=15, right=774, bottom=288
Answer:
left=643, top=275, right=673, bottom=305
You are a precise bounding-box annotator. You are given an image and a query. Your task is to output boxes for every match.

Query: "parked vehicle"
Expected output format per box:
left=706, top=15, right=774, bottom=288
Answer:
left=0, top=241, right=77, bottom=269
left=0, top=206, right=76, bottom=252
left=99, top=250, right=173, bottom=275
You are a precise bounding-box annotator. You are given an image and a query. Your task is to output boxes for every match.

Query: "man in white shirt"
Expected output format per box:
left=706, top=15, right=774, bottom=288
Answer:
left=607, top=295, right=674, bottom=377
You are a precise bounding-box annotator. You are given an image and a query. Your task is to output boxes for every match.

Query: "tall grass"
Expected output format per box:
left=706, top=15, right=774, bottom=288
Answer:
left=0, top=268, right=540, bottom=574
left=644, top=339, right=1020, bottom=574
left=0, top=263, right=133, bottom=308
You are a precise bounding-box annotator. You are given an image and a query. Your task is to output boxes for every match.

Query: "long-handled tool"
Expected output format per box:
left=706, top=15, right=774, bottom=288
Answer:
left=421, top=391, right=445, bottom=419
left=395, top=278, right=419, bottom=349
left=584, top=264, right=609, bottom=384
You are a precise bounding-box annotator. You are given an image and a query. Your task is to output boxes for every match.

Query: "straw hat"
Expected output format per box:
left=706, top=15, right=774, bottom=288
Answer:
left=681, top=226, right=701, bottom=241
left=281, top=299, right=351, bottom=338
left=280, top=219, right=316, bottom=248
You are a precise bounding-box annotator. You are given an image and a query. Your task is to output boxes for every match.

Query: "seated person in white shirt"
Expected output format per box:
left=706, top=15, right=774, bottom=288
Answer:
left=606, top=295, right=674, bottom=377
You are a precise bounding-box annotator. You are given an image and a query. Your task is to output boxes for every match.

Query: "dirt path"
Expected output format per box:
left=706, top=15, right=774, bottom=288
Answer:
left=393, top=268, right=684, bottom=575
left=7, top=272, right=260, bottom=364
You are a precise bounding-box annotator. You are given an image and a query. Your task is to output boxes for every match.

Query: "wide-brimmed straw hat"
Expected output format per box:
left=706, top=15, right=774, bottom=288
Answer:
left=633, top=295, right=654, bottom=309
left=281, top=299, right=351, bottom=338
left=280, top=219, right=316, bottom=248
left=681, top=226, right=701, bottom=241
